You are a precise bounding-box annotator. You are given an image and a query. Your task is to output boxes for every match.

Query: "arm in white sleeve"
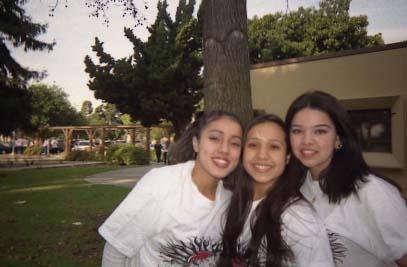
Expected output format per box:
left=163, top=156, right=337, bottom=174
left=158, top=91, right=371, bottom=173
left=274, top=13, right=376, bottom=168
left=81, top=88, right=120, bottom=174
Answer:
left=282, top=200, right=335, bottom=267
left=102, top=242, right=127, bottom=267
left=98, top=168, right=161, bottom=258
left=365, top=176, right=407, bottom=261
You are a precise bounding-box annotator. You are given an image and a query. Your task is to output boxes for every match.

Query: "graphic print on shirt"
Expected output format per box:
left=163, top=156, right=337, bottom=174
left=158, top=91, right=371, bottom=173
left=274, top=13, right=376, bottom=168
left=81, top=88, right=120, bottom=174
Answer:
left=159, top=236, right=222, bottom=266
left=233, top=240, right=267, bottom=266
left=327, top=229, right=347, bottom=265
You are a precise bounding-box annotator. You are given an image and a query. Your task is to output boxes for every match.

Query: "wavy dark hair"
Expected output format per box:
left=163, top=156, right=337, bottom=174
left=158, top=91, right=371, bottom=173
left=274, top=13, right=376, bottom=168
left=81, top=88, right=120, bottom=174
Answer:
left=285, top=90, right=401, bottom=203
left=218, top=114, right=300, bottom=267
left=171, top=110, right=243, bottom=164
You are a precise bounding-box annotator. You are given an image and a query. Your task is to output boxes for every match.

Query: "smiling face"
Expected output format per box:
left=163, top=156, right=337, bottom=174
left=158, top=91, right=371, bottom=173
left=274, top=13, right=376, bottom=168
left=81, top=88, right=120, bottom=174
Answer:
left=192, top=116, right=243, bottom=182
left=289, top=108, right=339, bottom=179
left=243, top=122, right=287, bottom=199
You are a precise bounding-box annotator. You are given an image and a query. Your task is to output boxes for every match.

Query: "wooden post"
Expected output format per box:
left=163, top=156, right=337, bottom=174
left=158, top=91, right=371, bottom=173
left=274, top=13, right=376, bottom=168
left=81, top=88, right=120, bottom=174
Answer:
left=100, top=127, right=106, bottom=160
left=85, top=129, right=95, bottom=151
left=146, top=128, right=151, bottom=153
left=131, top=128, right=136, bottom=145
left=63, top=128, right=73, bottom=159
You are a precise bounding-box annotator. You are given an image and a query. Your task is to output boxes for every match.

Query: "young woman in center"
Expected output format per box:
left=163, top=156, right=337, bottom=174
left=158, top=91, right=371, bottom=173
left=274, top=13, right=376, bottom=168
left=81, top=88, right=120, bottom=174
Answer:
left=218, top=114, right=334, bottom=266
left=286, top=91, right=407, bottom=267
left=99, top=110, right=244, bottom=266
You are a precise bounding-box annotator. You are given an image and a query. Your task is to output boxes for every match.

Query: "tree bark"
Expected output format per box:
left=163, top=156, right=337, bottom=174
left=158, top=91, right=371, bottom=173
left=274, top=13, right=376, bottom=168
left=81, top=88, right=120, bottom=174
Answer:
left=202, top=0, right=253, bottom=125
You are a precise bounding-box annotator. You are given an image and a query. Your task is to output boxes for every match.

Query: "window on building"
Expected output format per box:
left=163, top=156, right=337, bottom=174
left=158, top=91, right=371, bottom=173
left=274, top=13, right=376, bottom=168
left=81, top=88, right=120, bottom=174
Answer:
left=348, top=109, right=392, bottom=153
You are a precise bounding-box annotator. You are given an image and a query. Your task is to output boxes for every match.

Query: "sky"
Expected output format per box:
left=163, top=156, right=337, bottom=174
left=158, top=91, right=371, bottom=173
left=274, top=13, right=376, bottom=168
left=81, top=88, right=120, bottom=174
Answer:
left=11, top=0, right=407, bottom=110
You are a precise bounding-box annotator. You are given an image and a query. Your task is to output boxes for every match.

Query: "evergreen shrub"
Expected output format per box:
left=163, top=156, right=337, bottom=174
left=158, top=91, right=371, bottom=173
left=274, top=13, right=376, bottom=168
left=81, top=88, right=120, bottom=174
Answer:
left=66, top=150, right=99, bottom=161
left=105, top=144, right=122, bottom=164
left=23, top=146, right=41, bottom=155
left=107, top=144, right=149, bottom=165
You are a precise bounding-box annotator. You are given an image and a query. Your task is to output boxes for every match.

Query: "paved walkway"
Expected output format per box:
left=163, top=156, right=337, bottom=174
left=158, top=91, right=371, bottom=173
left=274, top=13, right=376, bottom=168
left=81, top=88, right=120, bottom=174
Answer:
left=85, top=162, right=166, bottom=188
left=1, top=158, right=166, bottom=188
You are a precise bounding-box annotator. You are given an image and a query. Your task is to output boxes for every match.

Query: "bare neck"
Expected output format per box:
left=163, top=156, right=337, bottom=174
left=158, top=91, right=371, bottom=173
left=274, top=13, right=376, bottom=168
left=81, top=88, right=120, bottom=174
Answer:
left=310, top=169, right=321, bottom=181
left=252, top=181, right=274, bottom=201
left=191, top=165, right=219, bottom=201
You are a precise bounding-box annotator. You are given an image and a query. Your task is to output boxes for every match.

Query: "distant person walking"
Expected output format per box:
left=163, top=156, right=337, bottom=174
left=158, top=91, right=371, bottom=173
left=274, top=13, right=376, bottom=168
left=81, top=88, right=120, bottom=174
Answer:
left=162, top=140, right=170, bottom=164
left=153, top=141, right=162, bottom=163
left=51, top=138, right=58, bottom=154
left=15, top=138, right=23, bottom=154
left=42, top=139, right=50, bottom=155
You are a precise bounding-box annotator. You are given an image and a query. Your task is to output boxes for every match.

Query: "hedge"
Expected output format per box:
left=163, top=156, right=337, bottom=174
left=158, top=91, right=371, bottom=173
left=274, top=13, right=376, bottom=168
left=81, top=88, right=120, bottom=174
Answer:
left=106, top=144, right=149, bottom=165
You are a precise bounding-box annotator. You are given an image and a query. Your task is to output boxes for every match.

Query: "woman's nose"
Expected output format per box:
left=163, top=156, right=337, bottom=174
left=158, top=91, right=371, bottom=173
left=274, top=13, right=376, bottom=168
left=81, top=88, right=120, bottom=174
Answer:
left=256, top=146, right=268, bottom=159
left=303, top=131, right=313, bottom=145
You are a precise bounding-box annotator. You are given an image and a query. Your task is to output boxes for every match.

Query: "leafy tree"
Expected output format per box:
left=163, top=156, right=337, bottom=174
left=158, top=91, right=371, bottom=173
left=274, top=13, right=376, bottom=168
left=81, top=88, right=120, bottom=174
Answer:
left=88, top=103, right=127, bottom=140
left=0, top=0, right=55, bottom=135
left=120, top=114, right=133, bottom=125
left=89, top=103, right=122, bottom=125
left=248, top=0, right=384, bottom=64
left=83, top=0, right=147, bottom=25
left=85, top=0, right=202, bottom=137
left=80, top=100, right=93, bottom=117
left=29, top=84, right=85, bottom=129
left=0, top=80, right=33, bottom=135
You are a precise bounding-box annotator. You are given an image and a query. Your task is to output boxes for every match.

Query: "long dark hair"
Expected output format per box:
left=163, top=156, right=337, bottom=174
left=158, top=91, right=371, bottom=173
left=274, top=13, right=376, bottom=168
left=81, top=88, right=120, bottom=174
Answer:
left=219, top=114, right=300, bottom=267
left=171, top=110, right=243, bottom=164
left=285, top=90, right=401, bottom=203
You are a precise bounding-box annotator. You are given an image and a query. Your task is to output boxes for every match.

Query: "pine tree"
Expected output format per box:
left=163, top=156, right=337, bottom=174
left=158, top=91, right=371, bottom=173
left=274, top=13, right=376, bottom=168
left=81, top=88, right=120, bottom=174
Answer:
left=0, top=0, right=55, bottom=135
left=0, top=0, right=55, bottom=84
left=85, top=0, right=202, bottom=137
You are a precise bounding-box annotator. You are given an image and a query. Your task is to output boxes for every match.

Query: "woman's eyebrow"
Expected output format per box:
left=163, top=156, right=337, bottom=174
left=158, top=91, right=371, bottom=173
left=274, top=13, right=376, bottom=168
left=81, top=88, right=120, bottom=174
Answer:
left=208, top=130, right=241, bottom=139
left=207, top=129, right=223, bottom=134
left=269, top=139, right=284, bottom=144
left=314, top=124, right=332, bottom=128
left=291, top=124, right=332, bottom=128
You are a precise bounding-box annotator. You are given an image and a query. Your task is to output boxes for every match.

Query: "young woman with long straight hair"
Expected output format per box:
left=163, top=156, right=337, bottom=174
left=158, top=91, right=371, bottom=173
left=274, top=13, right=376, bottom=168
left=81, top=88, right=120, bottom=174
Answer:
left=99, top=110, right=244, bottom=266
left=286, top=91, right=407, bottom=267
left=218, top=114, right=334, bottom=267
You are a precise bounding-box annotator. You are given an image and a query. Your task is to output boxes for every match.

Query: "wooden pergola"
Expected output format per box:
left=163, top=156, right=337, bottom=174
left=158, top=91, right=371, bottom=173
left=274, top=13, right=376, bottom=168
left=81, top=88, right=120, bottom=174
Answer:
left=47, top=125, right=151, bottom=158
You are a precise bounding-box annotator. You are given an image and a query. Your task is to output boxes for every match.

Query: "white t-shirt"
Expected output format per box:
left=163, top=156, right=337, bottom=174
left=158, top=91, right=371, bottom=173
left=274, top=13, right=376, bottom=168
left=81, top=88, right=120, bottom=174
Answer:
left=237, top=199, right=335, bottom=267
left=99, top=160, right=232, bottom=266
left=300, top=172, right=407, bottom=267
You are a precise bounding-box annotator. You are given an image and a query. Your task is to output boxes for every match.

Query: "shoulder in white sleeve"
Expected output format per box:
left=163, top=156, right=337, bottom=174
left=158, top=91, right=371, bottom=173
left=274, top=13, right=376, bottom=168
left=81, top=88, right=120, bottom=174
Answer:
left=98, top=164, right=181, bottom=257
left=282, top=200, right=335, bottom=267
left=360, top=174, right=407, bottom=260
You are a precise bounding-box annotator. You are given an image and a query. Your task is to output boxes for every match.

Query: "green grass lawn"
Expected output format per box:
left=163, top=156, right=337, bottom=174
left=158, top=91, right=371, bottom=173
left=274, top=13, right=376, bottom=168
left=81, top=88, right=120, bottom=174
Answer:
left=0, top=166, right=131, bottom=267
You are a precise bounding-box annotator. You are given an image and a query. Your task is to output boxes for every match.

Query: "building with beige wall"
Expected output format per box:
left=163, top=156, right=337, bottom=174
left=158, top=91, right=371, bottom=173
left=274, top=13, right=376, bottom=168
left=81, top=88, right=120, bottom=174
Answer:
left=250, top=41, right=407, bottom=190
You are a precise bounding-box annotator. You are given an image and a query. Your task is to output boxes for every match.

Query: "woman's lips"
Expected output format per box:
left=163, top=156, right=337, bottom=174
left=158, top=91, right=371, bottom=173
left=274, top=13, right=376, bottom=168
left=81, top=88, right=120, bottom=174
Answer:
left=251, top=163, right=272, bottom=173
left=212, top=157, right=230, bottom=168
left=300, top=149, right=317, bottom=158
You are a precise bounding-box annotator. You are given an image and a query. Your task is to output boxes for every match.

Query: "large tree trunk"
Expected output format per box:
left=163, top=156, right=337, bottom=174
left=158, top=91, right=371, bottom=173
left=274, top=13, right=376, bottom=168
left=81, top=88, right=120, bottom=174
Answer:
left=171, top=117, right=190, bottom=141
left=202, top=0, right=253, bottom=125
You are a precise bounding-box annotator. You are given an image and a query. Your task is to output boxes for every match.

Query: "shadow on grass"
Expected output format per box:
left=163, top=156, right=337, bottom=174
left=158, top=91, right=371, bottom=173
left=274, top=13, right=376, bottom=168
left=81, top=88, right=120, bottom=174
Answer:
left=3, top=183, right=94, bottom=194
left=0, top=166, right=130, bottom=267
